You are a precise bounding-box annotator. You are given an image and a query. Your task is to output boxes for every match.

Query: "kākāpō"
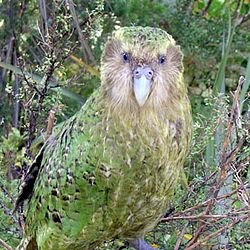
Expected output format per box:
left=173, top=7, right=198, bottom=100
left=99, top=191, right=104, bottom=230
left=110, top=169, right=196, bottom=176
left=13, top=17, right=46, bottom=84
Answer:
left=15, top=26, right=192, bottom=250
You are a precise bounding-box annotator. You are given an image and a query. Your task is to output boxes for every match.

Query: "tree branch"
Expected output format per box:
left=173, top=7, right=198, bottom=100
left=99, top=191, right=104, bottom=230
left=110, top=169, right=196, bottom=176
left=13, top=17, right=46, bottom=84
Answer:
left=66, top=0, right=96, bottom=64
left=201, top=0, right=213, bottom=16
left=0, top=238, right=13, bottom=250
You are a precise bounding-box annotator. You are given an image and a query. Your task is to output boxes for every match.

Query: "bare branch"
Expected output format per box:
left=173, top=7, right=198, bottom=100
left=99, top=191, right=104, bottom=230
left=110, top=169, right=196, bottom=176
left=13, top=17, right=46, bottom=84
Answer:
left=163, top=209, right=250, bottom=222
left=201, top=0, right=213, bottom=16
left=165, top=77, right=250, bottom=249
left=174, top=222, right=189, bottom=250
left=0, top=238, right=13, bottom=250
left=45, top=109, right=55, bottom=140
left=184, top=214, right=249, bottom=250
left=66, top=0, right=96, bottom=64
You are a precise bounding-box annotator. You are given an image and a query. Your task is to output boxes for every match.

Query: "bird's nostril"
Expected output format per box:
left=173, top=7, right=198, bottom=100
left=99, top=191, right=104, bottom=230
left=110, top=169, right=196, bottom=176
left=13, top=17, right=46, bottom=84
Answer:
left=134, top=67, right=153, bottom=78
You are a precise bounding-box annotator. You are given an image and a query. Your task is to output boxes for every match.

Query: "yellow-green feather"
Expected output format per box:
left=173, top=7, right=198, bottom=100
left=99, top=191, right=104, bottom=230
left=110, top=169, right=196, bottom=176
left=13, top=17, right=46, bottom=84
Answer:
left=17, top=26, right=192, bottom=250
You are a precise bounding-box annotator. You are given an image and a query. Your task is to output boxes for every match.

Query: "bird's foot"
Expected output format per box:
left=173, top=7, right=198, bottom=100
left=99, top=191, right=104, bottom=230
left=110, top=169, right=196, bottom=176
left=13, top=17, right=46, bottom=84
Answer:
left=128, top=238, right=158, bottom=250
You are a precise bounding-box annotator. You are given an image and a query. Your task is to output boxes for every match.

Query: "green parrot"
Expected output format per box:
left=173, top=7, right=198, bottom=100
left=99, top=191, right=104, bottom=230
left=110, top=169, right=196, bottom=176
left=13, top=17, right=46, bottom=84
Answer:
left=15, top=26, right=192, bottom=250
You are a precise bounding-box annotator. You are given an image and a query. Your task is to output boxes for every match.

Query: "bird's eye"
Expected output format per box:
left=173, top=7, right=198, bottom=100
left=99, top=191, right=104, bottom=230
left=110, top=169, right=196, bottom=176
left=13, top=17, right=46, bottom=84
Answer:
left=159, top=56, right=166, bottom=64
left=122, top=52, right=130, bottom=62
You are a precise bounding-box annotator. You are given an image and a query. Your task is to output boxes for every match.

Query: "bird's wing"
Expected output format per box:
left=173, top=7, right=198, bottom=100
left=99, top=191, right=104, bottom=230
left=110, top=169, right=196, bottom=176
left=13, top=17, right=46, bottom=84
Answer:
left=19, top=93, right=109, bottom=247
left=14, top=145, right=46, bottom=212
left=14, top=92, right=99, bottom=213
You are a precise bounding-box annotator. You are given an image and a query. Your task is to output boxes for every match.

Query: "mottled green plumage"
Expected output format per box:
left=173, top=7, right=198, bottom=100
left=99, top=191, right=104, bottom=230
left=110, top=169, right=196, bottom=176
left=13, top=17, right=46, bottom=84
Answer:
left=16, top=26, right=192, bottom=250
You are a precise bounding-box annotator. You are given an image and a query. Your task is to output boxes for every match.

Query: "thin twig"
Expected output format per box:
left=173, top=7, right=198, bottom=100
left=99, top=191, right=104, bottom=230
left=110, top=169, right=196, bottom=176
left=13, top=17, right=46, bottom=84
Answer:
left=174, top=222, right=189, bottom=250
left=163, top=209, right=250, bottom=221
left=185, top=214, right=249, bottom=250
left=185, top=77, right=247, bottom=248
left=45, top=109, right=55, bottom=140
left=221, top=76, right=244, bottom=163
left=201, top=0, right=213, bottom=16
left=66, top=0, right=96, bottom=64
left=0, top=238, right=13, bottom=250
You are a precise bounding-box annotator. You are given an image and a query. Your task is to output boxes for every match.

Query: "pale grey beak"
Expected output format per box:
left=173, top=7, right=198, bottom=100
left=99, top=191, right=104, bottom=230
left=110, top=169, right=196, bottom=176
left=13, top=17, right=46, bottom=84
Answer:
left=133, top=66, right=153, bottom=107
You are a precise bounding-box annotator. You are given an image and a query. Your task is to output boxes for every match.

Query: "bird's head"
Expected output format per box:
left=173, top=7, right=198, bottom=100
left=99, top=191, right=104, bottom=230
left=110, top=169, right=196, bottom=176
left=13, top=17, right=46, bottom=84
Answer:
left=101, top=26, right=186, bottom=120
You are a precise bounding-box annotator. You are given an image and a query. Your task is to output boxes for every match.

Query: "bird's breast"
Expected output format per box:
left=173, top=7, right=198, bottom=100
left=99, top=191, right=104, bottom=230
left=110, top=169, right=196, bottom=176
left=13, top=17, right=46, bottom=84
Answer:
left=89, top=118, right=182, bottom=238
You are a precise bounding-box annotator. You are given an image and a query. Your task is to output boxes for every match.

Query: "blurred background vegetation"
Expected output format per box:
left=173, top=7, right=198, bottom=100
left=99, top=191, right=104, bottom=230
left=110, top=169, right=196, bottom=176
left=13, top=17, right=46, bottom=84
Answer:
left=0, top=0, right=249, bottom=249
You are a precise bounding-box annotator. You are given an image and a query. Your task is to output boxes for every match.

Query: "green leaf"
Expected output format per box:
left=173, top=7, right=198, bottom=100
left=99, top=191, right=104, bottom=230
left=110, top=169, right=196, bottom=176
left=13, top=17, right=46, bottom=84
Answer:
left=213, top=11, right=234, bottom=95
left=239, top=56, right=250, bottom=112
